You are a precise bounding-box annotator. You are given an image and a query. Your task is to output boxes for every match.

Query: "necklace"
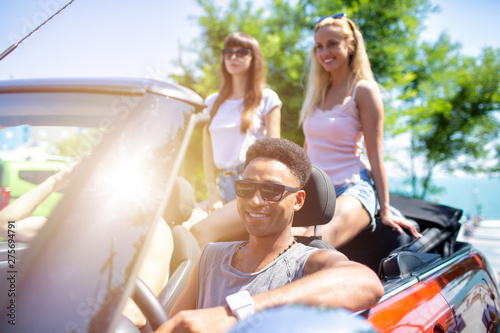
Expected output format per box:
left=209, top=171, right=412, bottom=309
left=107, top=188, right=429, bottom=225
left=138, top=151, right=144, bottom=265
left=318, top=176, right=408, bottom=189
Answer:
left=274, top=237, right=297, bottom=261
left=232, top=237, right=298, bottom=264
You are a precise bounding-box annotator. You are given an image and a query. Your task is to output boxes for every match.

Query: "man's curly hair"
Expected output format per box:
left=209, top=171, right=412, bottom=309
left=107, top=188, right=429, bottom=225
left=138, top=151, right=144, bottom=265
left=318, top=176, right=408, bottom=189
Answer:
left=244, top=138, right=311, bottom=189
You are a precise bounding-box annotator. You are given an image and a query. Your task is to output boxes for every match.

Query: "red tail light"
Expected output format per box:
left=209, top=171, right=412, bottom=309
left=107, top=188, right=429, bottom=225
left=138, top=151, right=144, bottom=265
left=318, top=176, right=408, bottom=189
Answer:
left=0, top=186, right=11, bottom=210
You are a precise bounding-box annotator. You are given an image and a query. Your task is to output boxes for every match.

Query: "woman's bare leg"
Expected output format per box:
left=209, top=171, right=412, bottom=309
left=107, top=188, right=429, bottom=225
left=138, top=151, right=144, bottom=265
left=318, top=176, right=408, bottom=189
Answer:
left=295, top=195, right=371, bottom=248
left=190, top=199, right=247, bottom=249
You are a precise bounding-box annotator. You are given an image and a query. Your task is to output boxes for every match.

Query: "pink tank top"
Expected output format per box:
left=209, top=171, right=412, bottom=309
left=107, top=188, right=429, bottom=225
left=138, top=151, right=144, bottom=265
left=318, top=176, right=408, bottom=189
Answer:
left=303, top=82, right=367, bottom=185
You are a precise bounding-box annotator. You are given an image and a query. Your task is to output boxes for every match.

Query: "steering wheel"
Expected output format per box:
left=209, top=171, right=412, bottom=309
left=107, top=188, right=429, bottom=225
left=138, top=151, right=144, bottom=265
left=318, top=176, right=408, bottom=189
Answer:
left=114, top=277, right=170, bottom=332
left=133, top=278, right=170, bottom=330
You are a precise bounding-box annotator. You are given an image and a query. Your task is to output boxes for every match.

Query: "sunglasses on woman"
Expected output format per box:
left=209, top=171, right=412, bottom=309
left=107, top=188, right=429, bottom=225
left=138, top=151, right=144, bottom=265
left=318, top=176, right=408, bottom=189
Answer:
left=317, top=12, right=346, bottom=24
left=315, top=12, right=354, bottom=33
left=234, top=180, right=299, bottom=202
left=222, top=48, right=252, bottom=59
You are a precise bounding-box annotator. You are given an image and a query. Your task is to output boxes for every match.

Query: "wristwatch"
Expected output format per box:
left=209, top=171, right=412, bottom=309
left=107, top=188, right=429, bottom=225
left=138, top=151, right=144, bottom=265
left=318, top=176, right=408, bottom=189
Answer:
left=225, top=290, right=255, bottom=320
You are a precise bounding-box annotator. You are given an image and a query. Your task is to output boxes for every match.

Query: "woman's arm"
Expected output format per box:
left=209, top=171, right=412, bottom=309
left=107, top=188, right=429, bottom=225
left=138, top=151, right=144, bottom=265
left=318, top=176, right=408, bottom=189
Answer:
left=356, top=82, right=387, bottom=206
left=264, top=106, right=281, bottom=138
left=0, top=165, right=74, bottom=241
left=0, top=216, right=47, bottom=242
left=356, top=81, right=420, bottom=238
left=203, top=125, right=223, bottom=212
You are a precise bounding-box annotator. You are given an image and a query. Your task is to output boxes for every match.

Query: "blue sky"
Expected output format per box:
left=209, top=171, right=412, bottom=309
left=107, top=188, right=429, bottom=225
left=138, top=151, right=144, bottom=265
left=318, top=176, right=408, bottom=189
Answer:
left=0, top=0, right=202, bottom=80
left=0, top=0, right=499, bottom=81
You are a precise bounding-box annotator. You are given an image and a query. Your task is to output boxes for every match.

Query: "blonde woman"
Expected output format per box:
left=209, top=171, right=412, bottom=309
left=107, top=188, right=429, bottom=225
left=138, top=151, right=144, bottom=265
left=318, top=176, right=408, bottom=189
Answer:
left=193, top=32, right=281, bottom=248
left=298, top=13, right=420, bottom=248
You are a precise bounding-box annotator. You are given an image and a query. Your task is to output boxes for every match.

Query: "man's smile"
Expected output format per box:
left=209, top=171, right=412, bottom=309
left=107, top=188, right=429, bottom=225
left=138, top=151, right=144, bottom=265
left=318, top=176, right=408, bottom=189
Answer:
left=246, top=211, right=270, bottom=221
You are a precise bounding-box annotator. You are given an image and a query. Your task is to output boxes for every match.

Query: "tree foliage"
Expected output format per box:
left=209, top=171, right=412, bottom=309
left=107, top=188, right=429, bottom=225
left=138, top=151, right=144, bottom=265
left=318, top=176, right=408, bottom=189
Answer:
left=172, top=0, right=500, bottom=201
left=174, top=0, right=433, bottom=141
left=396, top=37, right=500, bottom=198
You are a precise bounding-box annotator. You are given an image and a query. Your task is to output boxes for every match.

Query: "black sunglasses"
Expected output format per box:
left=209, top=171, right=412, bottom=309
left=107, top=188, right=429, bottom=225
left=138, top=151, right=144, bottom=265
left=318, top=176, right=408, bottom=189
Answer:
left=234, top=180, right=299, bottom=202
left=222, top=48, right=252, bottom=59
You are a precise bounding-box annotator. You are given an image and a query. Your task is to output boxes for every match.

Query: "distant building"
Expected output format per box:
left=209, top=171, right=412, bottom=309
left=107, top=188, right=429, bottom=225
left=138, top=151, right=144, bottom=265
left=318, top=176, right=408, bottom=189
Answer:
left=0, top=125, right=30, bottom=150
left=0, top=125, right=80, bottom=160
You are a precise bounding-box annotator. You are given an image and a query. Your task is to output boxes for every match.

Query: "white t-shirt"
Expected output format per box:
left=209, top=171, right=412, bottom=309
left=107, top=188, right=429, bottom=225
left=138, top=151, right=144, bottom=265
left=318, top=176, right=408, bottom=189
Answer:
left=206, top=88, right=282, bottom=169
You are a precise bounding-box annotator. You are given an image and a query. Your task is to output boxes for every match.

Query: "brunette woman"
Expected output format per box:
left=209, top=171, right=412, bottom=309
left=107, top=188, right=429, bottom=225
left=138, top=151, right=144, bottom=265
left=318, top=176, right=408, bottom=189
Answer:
left=192, top=32, right=281, bottom=247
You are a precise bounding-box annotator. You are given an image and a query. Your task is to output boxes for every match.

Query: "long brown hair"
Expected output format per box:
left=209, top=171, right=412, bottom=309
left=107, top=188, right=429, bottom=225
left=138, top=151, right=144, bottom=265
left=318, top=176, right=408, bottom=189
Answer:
left=209, top=32, right=265, bottom=133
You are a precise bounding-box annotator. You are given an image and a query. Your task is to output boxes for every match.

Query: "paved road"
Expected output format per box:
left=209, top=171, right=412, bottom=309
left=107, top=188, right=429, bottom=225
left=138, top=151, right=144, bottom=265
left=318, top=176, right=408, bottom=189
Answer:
left=457, top=219, right=500, bottom=280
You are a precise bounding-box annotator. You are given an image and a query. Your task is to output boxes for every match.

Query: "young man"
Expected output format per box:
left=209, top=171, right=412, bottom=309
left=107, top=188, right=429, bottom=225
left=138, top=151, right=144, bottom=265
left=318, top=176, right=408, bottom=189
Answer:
left=155, top=138, right=384, bottom=333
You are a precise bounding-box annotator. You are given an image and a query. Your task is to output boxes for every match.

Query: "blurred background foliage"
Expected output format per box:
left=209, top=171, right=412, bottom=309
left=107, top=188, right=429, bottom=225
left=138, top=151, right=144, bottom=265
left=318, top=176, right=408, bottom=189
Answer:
left=171, top=0, right=500, bottom=201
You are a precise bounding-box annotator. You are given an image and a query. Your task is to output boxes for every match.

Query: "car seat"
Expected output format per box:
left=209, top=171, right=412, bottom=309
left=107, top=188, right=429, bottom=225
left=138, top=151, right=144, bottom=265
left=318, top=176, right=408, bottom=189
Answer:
left=133, top=176, right=201, bottom=332
left=159, top=176, right=201, bottom=313
left=293, top=166, right=336, bottom=250
left=136, top=177, right=200, bottom=326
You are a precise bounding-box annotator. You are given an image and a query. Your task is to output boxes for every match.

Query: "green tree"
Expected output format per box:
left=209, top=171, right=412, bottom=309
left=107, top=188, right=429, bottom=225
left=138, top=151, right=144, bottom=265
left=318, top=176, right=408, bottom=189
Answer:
left=173, top=0, right=500, bottom=203
left=173, top=0, right=436, bottom=200
left=174, top=0, right=434, bottom=140
left=392, top=34, right=500, bottom=199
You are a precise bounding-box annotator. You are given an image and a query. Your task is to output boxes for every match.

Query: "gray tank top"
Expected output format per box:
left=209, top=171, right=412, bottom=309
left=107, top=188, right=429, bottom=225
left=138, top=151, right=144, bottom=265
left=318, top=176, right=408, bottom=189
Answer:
left=196, top=241, right=319, bottom=309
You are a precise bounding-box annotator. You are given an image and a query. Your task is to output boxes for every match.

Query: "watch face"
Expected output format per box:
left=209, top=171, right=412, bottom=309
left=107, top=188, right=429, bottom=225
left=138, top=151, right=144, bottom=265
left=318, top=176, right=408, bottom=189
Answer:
left=227, top=290, right=253, bottom=309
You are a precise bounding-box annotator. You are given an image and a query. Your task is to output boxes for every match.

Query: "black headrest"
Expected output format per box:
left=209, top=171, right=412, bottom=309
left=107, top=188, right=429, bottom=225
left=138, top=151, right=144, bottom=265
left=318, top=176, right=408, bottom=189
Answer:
left=293, top=166, right=336, bottom=227
left=162, top=176, right=195, bottom=225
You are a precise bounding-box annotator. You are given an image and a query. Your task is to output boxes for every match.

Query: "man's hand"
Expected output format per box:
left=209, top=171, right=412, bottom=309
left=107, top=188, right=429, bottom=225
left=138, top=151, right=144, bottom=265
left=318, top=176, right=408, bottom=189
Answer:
left=155, top=306, right=237, bottom=333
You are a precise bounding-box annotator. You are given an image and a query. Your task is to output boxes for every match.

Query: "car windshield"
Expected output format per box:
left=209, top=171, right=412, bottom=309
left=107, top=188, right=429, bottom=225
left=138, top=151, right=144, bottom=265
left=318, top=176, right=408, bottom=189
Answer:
left=0, top=79, right=204, bottom=332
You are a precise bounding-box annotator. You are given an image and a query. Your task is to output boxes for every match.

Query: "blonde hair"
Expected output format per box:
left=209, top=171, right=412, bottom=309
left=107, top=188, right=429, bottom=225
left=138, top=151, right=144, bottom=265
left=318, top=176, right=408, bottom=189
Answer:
left=209, top=32, right=265, bottom=133
left=299, top=16, right=375, bottom=125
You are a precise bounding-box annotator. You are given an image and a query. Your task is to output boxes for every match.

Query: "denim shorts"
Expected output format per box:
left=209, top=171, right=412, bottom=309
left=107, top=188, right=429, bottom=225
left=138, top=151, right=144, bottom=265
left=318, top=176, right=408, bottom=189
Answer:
left=217, top=165, right=244, bottom=203
left=335, top=169, right=377, bottom=230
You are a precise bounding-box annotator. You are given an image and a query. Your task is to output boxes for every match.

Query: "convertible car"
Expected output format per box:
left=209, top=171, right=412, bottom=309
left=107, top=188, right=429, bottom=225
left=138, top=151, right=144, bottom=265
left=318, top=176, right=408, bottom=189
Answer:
left=0, top=78, right=498, bottom=332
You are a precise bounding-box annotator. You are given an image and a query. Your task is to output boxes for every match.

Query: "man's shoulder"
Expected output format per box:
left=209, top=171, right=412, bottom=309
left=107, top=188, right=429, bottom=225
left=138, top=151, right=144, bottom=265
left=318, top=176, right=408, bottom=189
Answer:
left=206, top=241, right=241, bottom=250
left=202, top=241, right=242, bottom=260
left=295, top=242, right=320, bottom=251
left=303, top=246, right=347, bottom=272
left=295, top=239, right=336, bottom=251
left=287, top=242, right=321, bottom=261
